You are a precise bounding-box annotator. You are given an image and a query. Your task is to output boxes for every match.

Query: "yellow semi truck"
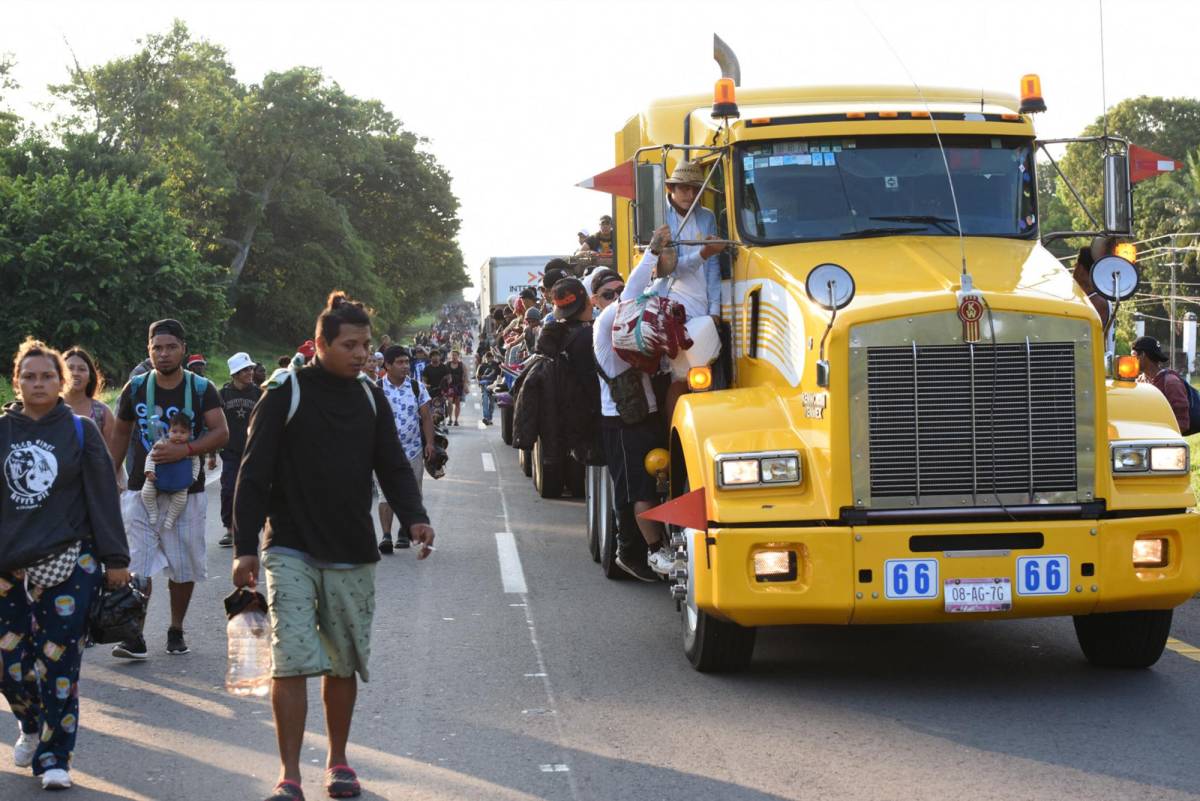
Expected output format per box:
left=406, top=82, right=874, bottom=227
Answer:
left=585, top=38, right=1200, bottom=671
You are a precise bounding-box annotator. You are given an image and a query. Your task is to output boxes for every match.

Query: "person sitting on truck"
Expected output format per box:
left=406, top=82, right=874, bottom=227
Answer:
left=1131, top=336, right=1191, bottom=433
left=593, top=225, right=677, bottom=580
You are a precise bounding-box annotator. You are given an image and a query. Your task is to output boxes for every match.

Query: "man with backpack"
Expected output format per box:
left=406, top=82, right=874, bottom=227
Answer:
left=217, top=352, right=262, bottom=548
left=377, top=345, right=435, bottom=552
left=1132, top=335, right=1197, bottom=434
left=107, top=318, right=229, bottom=659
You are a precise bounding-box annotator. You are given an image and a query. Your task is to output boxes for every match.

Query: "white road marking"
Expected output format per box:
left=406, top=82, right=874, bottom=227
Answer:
left=489, top=440, right=581, bottom=799
left=481, top=452, right=496, bottom=472
left=494, top=532, right=528, bottom=594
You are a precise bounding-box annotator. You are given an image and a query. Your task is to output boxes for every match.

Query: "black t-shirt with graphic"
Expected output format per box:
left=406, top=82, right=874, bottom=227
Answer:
left=117, top=371, right=224, bottom=493
left=219, top=382, right=262, bottom=456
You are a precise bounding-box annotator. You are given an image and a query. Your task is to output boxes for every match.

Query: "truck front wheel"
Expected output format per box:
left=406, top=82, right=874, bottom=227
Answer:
left=681, top=531, right=755, bottom=672
left=1072, top=609, right=1173, bottom=668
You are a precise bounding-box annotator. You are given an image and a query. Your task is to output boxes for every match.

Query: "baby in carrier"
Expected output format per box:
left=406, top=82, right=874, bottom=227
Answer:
left=141, top=410, right=199, bottom=529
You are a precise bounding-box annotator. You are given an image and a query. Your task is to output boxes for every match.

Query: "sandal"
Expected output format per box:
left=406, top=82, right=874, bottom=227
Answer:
left=266, top=780, right=305, bottom=801
left=325, top=765, right=361, bottom=798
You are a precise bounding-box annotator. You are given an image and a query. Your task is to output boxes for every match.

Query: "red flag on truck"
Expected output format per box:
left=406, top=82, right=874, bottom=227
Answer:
left=1129, top=144, right=1184, bottom=184
left=577, top=160, right=636, bottom=199
left=638, top=487, right=708, bottom=531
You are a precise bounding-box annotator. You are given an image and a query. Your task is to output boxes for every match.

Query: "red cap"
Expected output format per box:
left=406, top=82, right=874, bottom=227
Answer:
left=187, top=353, right=206, bottom=366
left=298, top=340, right=316, bottom=359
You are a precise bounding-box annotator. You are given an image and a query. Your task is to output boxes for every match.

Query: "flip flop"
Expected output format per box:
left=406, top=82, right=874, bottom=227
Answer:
left=325, top=765, right=361, bottom=798
left=266, top=780, right=305, bottom=801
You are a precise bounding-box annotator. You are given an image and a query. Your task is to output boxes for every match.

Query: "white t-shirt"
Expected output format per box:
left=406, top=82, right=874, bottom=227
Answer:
left=593, top=251, right=659, bottom=418
left=380, top=375, right=430, bottom=461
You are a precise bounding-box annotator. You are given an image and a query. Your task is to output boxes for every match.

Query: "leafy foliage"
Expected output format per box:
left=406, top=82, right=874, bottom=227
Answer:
left=0, top=172, right=228, bottom=375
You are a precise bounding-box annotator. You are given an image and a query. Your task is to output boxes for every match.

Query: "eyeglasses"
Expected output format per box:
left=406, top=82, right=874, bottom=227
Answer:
left=598, top=287, right=624, bottom=300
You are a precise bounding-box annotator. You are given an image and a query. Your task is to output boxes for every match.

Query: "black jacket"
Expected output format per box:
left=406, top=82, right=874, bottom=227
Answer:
left=512, top=320, right=597, bottom=458
left=0, top=401, right=129, bottom=572
left=233, top=362, right=429, bottom=564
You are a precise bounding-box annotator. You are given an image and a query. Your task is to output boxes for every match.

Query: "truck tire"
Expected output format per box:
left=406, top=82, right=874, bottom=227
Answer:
left=566, top=454, right=586, bottom=498
left=520, top=446, right=533, bottom=477
left=1073, top=609, right=1173, bottom=668
left=500, top=405, right=514, bottom=446
left=677, top=479, right=755, bottom=672
left=533, top=438, right=563, bottom=499
left=600, top=477, right=628, bottom=580
left=585, top=466, right=602, bottom=562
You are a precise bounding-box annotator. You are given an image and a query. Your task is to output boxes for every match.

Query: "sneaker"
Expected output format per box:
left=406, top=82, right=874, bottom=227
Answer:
left=41, top=768, right=71, bottom=790
left=615, top=553, right=658, bottom=583
left=395, top=532, right=411, bottom=549
left=112, top=635, right=148, bottom=660
left=13, top=728, right=37, bottom=768
left=378, top=535, right=393, bottom=555
left=218, top=531, right=234, bottom=548
left=647, top=547, right=676, bottom=577
left=166, top=628, right=190, bottom=655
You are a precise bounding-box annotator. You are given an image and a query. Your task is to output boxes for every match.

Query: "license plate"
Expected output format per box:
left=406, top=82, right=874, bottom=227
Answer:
left=944, top=577, right=1012, bottom=613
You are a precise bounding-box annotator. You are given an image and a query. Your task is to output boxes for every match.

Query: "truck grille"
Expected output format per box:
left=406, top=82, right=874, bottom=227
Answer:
left=866, top=342, right=1077, bottom=502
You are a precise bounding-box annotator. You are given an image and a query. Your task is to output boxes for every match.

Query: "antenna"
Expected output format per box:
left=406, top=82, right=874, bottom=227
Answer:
left=855, top=2, right=969, bottom=283
left=1099, top=0, right=1109, bottom=142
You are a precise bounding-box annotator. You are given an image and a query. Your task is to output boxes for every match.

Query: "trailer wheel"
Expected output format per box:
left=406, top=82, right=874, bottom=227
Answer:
left=1073, top=609, right=1173, bottom=668
left=533, top=438, right=563, bottom=499
left=585, top=466, right=602, bottom=563
left=519, top=446, right=532, bottom=477
left=500, top=405, right=514, bottom=446
left=566, top=454, right=586, bottom=498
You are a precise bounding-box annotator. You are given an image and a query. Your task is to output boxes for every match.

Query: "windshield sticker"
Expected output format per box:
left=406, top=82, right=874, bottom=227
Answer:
left=797, top=154, right=812, bottom=165
left=781, top=155, right=800, bottom=166
left=884, top=176, right=900, bottom=191
left=755, top=157, right=770, bottom=169
left=844, top=140, right=856, bottom=149
left=832, top=144, right=842, bottom=153
left=823, top=152, right=836, bottom=166
left=743, top=156, right=755, bottom=172
left=769, top=156, right=784, bottom=167
left=758, top=209, right=778, bottom=224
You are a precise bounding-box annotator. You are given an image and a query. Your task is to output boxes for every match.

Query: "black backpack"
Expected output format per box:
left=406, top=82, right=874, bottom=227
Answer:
left=1165, top=370, right=1200, bottom=435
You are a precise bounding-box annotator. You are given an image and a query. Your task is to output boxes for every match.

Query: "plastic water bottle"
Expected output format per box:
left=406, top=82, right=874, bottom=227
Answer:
left=225, top=609, right=271, bottom=697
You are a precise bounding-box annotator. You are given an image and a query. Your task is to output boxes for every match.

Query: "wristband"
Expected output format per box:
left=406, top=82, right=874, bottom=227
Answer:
left=186, top=443, right=196, bottom=456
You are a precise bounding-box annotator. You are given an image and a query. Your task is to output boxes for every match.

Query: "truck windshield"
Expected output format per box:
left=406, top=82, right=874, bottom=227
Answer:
left=737, top=134, right=1036, bottom=242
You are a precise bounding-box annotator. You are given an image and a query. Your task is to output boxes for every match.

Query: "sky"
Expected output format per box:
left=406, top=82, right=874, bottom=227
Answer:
left=3, top=0, right=1199, bottom=299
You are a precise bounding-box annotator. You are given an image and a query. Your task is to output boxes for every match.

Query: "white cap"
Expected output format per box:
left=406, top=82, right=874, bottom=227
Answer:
left=227, top=352, right=254, bottom=375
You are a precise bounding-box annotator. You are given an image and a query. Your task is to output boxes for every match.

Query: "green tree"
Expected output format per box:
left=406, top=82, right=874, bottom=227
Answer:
left=0, top=172, right=229, bottom=375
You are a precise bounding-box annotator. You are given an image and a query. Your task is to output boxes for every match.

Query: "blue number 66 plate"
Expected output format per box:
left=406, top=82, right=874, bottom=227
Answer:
left=883, top=559, right=939, bottom=599
left=1015, top=555, right=1070, bottom=596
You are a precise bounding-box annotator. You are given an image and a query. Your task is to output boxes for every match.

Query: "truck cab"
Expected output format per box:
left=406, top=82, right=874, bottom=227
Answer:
left=597, top=70, right=1199, bottom=672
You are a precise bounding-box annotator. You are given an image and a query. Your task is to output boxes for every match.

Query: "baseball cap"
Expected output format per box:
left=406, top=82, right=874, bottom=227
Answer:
left=187, top=354, right=207, bottom=367
left=227, top=352, right=254, bottom=374
left=551, top=277, right=588, bottom=320
left=1131, top=336, right=1169, bottom=363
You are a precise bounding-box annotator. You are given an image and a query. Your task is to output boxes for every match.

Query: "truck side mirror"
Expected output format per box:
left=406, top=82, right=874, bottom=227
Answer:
left=634, top=163, right=666, bottom=246
left=1104, top=153, right=1132, bottom=235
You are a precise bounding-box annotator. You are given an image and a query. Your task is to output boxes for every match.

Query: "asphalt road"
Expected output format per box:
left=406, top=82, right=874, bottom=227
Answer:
left=3, top=397, right=1200, bottom=800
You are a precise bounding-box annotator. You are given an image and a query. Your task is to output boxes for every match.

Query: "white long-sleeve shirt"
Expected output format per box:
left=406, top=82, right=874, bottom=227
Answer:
left=652, top=202, right=721, bottom=319
left=594, top=250, right=659, bottom=417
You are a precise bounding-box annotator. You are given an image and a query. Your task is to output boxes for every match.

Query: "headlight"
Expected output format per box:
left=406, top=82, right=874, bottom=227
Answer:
left=716, top=451, right=802, bottom=489
left=1111, top=442, right=1189, bottom=475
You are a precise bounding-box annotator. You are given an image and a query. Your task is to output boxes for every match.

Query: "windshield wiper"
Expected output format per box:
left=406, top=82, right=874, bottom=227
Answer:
left=869, top=215, right=960, bottom=234
left=840, top=226, right=926, bottom=238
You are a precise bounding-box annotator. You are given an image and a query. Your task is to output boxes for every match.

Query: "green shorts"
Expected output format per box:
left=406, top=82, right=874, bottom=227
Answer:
left=262, top=550, right=376, bottom=681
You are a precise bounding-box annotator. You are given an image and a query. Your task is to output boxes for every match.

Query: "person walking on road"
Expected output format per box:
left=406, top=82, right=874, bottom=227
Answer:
left=1, top=339, right=130, bottom=791
left=446, top=349, right=465, bottom=426
left=377, top=346, right=435, bottom=553
left=62, top=347, right=115, bottom=444
left=218, top=352, right=262, bottom=548
left=231, top=292, right=434, bottom=801
left=107, top=319, right=228, bottom=659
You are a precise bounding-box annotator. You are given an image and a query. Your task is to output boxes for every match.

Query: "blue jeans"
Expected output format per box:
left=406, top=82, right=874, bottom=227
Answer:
left=481, top=389, right=495, bottom=422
